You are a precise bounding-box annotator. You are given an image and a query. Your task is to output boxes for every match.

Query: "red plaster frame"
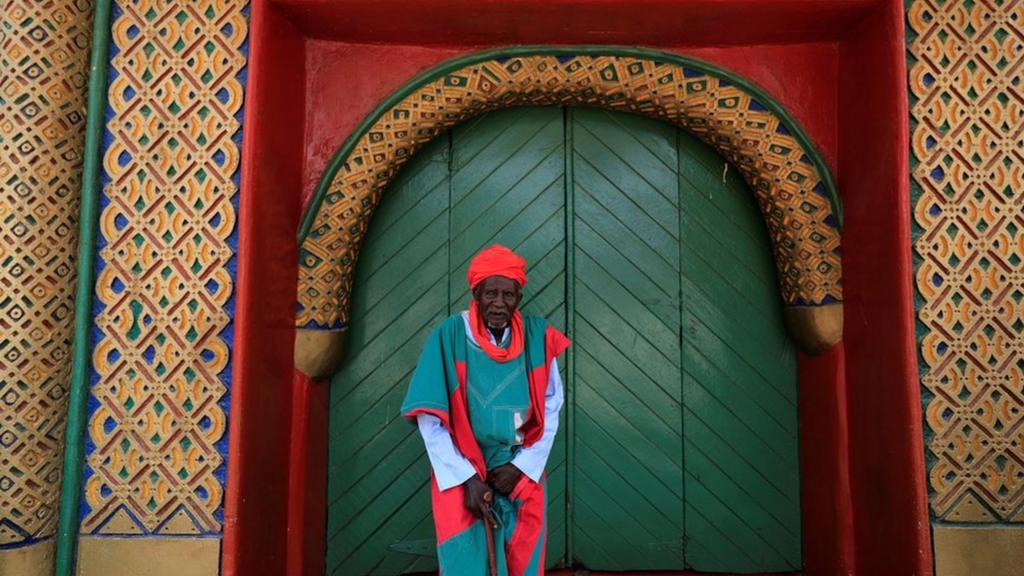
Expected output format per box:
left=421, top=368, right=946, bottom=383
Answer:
left=226, top=1, right=930, bottom=575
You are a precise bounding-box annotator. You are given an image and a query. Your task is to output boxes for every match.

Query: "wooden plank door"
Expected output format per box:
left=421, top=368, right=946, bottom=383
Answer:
left=324, top=107, right=569, bottom=575
left=678, top=129, right=802, bottom=571
left=570, top=108, right=686, bottom=570
left=324, top=106, right=802, bottom=575
left=448, top=107, right=570, bottom=567
left=325, top=135, right=451, bottom=575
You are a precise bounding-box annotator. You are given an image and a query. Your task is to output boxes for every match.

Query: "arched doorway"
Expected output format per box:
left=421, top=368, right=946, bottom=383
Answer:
left=326, top=106, right=800, bottom=574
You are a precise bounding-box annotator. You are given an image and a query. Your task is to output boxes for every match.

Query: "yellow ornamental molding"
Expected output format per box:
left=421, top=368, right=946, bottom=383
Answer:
left=81, top=0, right=248, bottom=535
left=0, top=0, right=93, bottom=549
left=910, top=0, right=1024, bottom=522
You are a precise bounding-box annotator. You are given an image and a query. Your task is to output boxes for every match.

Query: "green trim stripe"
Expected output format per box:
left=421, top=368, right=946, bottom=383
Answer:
left=298, top=45, right=842, bottom=242
left=56, top=0, right=113, bottom=573
left=563, top=107, right=576, bottom=564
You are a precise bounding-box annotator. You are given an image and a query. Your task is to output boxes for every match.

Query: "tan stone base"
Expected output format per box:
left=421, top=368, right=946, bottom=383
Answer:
left=77, top=536, right=220, bottom=576
left=0, top=540, right=54, bottom=576
left=294, top=327, right=347, bottom=380
left=934, top=525, right=1024, bottom=576
left=783, top=302, right=843, bottom=355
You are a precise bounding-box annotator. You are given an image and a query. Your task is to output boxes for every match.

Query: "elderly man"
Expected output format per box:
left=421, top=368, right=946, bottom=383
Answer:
left=401, top=244, right=571, bottom=576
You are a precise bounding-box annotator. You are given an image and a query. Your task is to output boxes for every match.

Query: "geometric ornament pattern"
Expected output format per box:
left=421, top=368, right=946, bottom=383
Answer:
left=0, top=0, right=93, bottom=546
left=81, top=0, right=246, bottom=534
left=910, top=0, right=1024, bottom=521
left=297, top=52, right=844, bottom=329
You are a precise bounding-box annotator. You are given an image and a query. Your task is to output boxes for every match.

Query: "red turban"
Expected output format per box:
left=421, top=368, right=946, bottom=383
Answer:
left=466, top=244, right=527, bottom=289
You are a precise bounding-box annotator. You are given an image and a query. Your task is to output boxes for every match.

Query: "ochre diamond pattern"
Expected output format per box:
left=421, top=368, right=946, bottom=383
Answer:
left=82, top=0, right=246, bottom=534
left=910, top=0, right=1024, bottom=522
left=0, top=0, right=93, bottom=545
left=296, top=54, right=844, bottom=329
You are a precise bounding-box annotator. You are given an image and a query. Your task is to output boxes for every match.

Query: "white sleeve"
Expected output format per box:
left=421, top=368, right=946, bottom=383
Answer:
left=416, top=413, right=477, bottom=491
left=510, top=357, right=564, bottom=481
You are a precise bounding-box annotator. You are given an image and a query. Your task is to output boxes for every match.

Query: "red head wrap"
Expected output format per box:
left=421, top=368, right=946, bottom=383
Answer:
left=466, top=244, right=527, bottom=362
left=466, top=244, right=527, bottom=289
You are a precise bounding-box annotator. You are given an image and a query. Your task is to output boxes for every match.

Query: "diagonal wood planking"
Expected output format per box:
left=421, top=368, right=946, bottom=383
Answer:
left=327, top=136, right=450, bottom=575
left=324, top=106, right=801, bottom=574
left=327, top=108, right=570, bottom=574
left=679, top=129, right=801, bottom=571
left=572, top=108, right=685, bottom=571
left=450, top=106, right=569, bottom=567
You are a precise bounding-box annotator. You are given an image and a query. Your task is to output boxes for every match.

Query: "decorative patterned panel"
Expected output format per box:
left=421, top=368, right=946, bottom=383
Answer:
left=910, top=0, right=1024, bottom=521
left=81, top=0, right=247, bottom=534
left=297, top=51, right=843, bottom=329
left=0, top=0, right=93, bottom=546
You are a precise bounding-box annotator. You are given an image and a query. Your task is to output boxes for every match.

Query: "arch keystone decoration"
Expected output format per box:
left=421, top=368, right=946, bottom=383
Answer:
left=295, top=47, right=843, bottom=359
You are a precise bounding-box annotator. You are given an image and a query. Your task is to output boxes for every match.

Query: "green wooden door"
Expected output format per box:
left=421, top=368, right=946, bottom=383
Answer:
left=325, top=107, right=800, bottom=575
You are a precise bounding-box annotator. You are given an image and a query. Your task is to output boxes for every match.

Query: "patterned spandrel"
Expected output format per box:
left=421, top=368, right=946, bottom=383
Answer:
left=297, top=54, right=843, bottom=329
left=910, top=0, right=1024, bottom=522
left=81, top=0, right=247, bottom=535
left=0, top=0, right=93, bottom=546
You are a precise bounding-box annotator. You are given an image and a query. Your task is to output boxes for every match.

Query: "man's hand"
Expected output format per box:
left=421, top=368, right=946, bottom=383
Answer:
left=462, top=475, right=492, bottom=519
left=487, top=463, right=522, bottom=495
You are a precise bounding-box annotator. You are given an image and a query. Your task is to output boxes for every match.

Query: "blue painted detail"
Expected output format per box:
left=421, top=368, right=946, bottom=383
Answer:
left=0, top=535, right=56, bottom=551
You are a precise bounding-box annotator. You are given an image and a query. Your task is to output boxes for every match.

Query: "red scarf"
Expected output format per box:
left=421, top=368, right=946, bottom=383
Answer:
left=468, top=300, right=524, bottom=362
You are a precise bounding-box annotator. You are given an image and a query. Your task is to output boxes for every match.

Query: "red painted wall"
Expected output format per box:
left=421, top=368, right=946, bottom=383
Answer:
left=838, top=2, right=932, bottom=573
left=228, top=1, right=931, bottom=574
left=223, top=1, right=307, bottom=574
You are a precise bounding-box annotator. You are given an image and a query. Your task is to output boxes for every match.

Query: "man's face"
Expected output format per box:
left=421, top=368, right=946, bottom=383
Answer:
left=472, top=276, right=522, bottom=330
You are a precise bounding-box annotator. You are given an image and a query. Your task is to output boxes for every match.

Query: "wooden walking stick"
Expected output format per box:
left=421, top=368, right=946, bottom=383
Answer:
left=482, top=491, right=498, bottom=576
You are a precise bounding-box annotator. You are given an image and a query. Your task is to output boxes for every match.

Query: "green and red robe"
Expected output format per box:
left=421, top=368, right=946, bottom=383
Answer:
left=401, top=313, right=570, bottom=576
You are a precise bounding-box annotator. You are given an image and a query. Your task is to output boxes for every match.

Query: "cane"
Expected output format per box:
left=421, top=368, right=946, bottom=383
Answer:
left=482, top=491, right=498, bottom=576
